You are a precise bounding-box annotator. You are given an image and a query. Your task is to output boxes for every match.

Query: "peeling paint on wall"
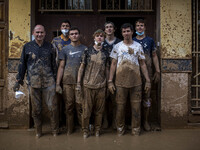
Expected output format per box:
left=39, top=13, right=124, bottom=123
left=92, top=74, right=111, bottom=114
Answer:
left=161, top=73, right=188, bottom=118
left=9, top=0, right=31, bottom=58
left=160, top=0, right=192, bottom=58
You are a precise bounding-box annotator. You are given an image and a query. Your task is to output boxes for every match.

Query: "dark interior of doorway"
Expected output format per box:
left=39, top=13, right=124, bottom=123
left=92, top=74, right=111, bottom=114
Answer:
left=106, top=17, right=144, bottom=40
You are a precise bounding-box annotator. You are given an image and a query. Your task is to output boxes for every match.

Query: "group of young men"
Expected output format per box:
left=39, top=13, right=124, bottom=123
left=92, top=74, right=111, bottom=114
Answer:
left=13, top=19, right=160, bottom=139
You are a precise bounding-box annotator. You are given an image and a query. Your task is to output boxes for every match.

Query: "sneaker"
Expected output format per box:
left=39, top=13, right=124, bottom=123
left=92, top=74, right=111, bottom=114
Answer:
left=52, top=133, right=58, bottom=137
left=83, top=132, right=89, bottom=139
left=131, top=127, right=140, bottom=136
left=95, top=131, right=100, bottom=137
left=143, top=121, right=151, bottom=131
left=117, top=127, right=125, bottom=136
left=35, top=133, right=42, bottom=139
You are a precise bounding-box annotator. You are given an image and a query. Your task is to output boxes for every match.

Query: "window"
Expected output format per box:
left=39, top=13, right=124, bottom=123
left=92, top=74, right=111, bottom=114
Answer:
left=38, top=0, right=92, bottom=12
left=99, top=0, right=153, bottom=11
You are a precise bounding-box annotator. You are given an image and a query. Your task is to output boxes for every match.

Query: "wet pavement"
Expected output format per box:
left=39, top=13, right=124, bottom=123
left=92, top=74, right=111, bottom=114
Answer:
left=0, top=128, right=200, bottom=150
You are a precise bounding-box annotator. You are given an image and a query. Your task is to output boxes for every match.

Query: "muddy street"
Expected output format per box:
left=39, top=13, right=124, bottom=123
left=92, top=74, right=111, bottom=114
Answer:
left=0, top=128, right=200, bottom=150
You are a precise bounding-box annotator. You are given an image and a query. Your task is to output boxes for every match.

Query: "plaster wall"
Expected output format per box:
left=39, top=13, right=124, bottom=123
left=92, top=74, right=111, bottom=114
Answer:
left=7, top=0, right=31, bottom=128
left=160, top=0, right=192, bottom=128
left=9, top=0, right=31, bottom=58
left=160, top=0, right=192, bottom=58
left=161, top=73, right=188, bottom=128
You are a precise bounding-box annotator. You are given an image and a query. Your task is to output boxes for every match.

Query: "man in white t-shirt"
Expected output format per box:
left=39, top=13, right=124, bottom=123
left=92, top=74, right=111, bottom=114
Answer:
left=108, top=23, right=151, bottom=136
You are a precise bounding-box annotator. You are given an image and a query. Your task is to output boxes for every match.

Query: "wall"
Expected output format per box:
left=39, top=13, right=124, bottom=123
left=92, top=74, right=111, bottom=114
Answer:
left=8, top=0, right=31, bottom=128
left=160, top=0, right=192, bottom=128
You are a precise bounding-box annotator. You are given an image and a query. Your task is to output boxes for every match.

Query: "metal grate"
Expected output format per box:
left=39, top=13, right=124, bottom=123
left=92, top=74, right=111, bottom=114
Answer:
left=38, top=0, right=93, bottom=12
left=191, top=0, right=200, bottom=114
left=99, top=0, right=153, bottom=12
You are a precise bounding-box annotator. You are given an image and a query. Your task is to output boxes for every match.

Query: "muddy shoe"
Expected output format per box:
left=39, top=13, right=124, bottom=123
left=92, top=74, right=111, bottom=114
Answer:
left=95, top=131, right=100, bottom=137
left=52, top=133, right=58, bottom=137
left=83, top=132, right=89, bottom=139
left=131, top=127, right=140, bottom=136
left=117, top=127, right=125, bottom=136
left=67, top=131, right=72, bottom=135
left=35, top=133, right=42, bottom=139
left=143, top=121, right=151, bottom=131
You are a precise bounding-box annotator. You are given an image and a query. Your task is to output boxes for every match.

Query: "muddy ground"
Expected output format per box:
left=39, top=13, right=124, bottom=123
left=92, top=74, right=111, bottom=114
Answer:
left=0, top=128, right=200, bottom=150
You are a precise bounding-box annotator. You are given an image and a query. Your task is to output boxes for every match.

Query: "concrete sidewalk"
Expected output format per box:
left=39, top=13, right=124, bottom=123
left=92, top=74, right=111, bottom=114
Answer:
left=0, top=128, right=200, bottom=150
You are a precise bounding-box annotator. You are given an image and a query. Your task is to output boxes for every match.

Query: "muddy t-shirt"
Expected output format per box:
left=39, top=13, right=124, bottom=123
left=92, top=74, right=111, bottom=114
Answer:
left=59, top=44, right=87, bottom=84
left=133, top=36, right=157, bottom=78
left=110, top=41, right=145, bottom=88
left=81, top=46, right=109, bottom=89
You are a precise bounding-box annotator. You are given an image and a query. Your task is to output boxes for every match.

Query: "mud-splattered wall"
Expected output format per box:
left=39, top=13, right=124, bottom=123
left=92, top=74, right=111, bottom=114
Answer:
left=160, top=0, right=192, bottom=128
left=160, top=0, right=192, bottom=58
left=7, top=0, right=31, bottom=128
left=9, top=0, right=31, bottom=58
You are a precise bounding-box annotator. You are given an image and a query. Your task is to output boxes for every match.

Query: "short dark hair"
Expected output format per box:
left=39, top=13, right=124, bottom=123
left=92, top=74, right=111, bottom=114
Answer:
left=121, top=23, right=134, bottom=32
left=104, top=21, right=116, bottom=30
left=135, top=19, right=146, bottom=26
left=61, top=19, right=71, bottom=27
left=69, top=26, right=80, bottom=34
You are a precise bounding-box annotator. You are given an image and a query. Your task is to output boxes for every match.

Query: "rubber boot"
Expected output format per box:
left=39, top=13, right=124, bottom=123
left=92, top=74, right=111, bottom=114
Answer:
left=143, top=107, right=151, bottom=131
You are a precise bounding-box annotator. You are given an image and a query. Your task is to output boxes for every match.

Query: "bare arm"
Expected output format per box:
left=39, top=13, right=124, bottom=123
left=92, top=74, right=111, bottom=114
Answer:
left=77, top=63, right=85, bottom=84
left=152, top=52, right=160, bottom=73
left=56, top=60, right=65, bottom=85
left=139, top=59, right=150, bottom=83
left=108, top=58, right=117, bottom=81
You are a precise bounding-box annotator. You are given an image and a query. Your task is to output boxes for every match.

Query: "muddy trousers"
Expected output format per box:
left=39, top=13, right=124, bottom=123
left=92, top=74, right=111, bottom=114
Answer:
left=82, top=87, right=106, bottom=133
left=63, top=85, right=82, bottom=133
left=115, top=85, right=142, bottom=133
left=30, top=84, right=58, bottom=134
left=142, top=85, right=152, bottom=131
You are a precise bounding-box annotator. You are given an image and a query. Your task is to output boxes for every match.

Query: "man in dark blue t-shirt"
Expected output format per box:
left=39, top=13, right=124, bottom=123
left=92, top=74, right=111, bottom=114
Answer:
left=133, top=19, right=160, bottom=131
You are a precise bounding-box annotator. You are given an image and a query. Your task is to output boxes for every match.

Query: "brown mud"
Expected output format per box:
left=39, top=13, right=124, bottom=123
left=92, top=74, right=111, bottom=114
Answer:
left=116, top=60, right=141, bottom=87
left=0, top=128, right=200, bottom=150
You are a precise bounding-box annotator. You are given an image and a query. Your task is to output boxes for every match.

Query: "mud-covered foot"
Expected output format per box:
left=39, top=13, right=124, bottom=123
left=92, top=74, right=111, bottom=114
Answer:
left=36, top=133, right=42, bottom=139
left=83, top=132, right=89, bottom=139
left=52, top=132, right=58, bottom=137
left=117, top=127, right=125, bottom=136
left=131, top=127, right=140, bottom=136
left=95, top=131, right=100, bottom=137
left=67, top=130, right=73, bottom=135
left=143, top=121, right=151, bottom=131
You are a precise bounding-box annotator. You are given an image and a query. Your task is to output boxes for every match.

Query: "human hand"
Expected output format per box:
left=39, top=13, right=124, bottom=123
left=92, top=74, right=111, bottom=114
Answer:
left=153, top=71, right=160, bottom=83
left=144, top=82, right=151, bottom=93
left=56, top=84, right=62, bottom=94
left=13, top=82, right=20, bottom=92
left=108, top=81, right=115, bottom=94
left=76, top=83, right=81, bottom=91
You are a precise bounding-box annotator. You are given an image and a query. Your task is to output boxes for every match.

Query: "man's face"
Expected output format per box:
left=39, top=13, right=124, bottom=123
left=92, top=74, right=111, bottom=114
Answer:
left=122, top=27, right=133, bottom=40
left=94, top=33, right=105, bottom=44
left=104, top=23, right=115, bottom=36
left=33, top=25, right=46, bottom=42
left=135, top=22, right=145, bottom=33
left=60, top=22, right=70, bottom=30
left=69, top=30, right=80, bottom=42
